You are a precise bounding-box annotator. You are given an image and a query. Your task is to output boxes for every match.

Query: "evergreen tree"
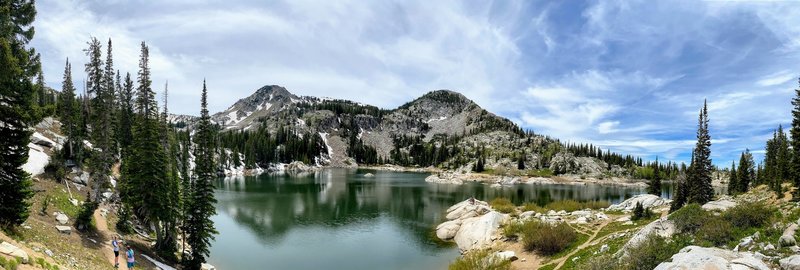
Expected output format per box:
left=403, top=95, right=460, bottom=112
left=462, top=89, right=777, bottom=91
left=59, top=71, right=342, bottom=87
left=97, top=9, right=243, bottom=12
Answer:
left=517, top=152, right=526, bottom=170
left=0, top=0, right=37, bottom=228
left=686, top=100, right=713, bottom=205
left=670, top=156, right=690, bottom=212
left=728, top=161, right=737, bottom=195
left=648, top=157, right=662, bottom=195
left=737, top=149, right=754, bottom=194
left=58, top=58, right=80, bottom=160
left=124, top=41, right=174, bottom=256
left=791, top=77, right=800, bottom=194
left=117, top=73, right=134, bottom=151
left=184, top=81, right=218, bottom=269
left=84, top=37, right=114, bottom=203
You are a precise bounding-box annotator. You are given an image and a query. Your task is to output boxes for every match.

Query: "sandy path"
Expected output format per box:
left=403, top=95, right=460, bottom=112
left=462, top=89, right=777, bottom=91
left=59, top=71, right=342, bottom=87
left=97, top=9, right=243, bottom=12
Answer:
left=94, top=207, right=119, bottom=268
left=552, top=220, right=611, bottom=270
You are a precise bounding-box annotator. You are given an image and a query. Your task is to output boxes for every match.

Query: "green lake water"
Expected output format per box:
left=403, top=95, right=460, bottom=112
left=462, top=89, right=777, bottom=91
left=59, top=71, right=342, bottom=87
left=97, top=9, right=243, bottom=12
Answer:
left=207, top=169, right=684, bottom=270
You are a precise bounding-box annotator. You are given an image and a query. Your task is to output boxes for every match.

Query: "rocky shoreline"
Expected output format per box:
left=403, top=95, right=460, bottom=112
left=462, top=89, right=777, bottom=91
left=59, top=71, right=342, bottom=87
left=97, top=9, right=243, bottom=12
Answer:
left=436, top=186, right=800, bottom=269
left=424, top=171, right=650, bottom=188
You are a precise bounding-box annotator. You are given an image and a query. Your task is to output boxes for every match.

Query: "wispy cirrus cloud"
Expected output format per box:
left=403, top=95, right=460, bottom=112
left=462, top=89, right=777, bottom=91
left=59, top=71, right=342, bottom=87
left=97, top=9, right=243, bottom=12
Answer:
left=31, top=0, right=800, bottom=166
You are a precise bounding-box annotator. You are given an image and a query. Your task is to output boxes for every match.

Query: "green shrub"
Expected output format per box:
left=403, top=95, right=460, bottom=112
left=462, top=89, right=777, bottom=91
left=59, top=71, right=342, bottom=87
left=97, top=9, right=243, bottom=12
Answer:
left=621, top=234, right=687, bottom=270
left=528, top=168, right=553, bottom=177
left=75, top=196, right=98, bottom=231
left=577, top=254, right=618, bottom=270
left=519, top=220, right=577, bottom=255
left=584, top=200, right=611, bottom=209
left=521, top=203, right=546, bottom=213
left=669, top=203, right=708, bottom=233
left=448, top=249, right=511, bottom=270
left=545, top=200, right=583, bottom=212
left=697, top=216, right=734, bottom=246
left=490, top=198, right=516, bottom=214
left=723, top=202, right=775, bottom=229
left=632, top=202, right=653, bottom=221
left=40, top=194, right=52, bottom=216
left=544, top=200, right=610, bottom=212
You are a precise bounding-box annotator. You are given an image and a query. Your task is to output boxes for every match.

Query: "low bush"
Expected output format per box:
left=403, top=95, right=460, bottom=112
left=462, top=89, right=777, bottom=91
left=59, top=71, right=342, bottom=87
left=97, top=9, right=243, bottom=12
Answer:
left=723, top=202, right=775, bottom=229
left=448, top=249, right=511, bottom=270
left=490, top=198, right=516, bottom=214
left=577, top=254, right=618, bottom=270
left=620, top=234, right=688, bottom=270
left=519, top=220, right=577, bottom=255
left=521, top=202, right=546, bottom=213
left=669, top=203, right=708, bottom=233
left=697, top=216, right=734, bottom=246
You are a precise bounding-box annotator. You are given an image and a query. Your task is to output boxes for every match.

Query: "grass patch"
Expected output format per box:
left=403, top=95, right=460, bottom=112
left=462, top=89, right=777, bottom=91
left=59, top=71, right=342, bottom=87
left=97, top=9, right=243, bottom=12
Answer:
left=527, top=169, right=554, bottom=177
left=521, top=202, right=546, bottom=213
left=544, top=200, right=610, bottom=212
left=448, top=249, right=510, bottom=270
left=489, top=198, right=516, bottom=214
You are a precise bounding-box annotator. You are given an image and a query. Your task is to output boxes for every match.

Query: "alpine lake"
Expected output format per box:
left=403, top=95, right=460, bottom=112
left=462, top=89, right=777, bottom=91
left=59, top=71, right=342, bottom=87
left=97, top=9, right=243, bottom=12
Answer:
left=207, top=169, right=688, bottom=270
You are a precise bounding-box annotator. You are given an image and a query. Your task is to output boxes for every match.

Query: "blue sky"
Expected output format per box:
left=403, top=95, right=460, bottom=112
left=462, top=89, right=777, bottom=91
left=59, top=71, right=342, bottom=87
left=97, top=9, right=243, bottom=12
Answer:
left=32, top=0, right=800, bottom=166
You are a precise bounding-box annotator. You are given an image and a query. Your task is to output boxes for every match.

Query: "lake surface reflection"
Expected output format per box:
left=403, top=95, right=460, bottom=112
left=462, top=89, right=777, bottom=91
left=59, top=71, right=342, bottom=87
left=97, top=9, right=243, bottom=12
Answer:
left=207, top=169, right=703, bottom=270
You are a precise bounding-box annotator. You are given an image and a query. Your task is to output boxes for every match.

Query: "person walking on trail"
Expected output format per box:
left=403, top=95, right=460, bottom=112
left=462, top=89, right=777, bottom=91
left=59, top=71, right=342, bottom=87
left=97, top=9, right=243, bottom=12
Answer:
left=126, top=245, right=135, bottom=269
left=112, top=236, right=120, bottom=268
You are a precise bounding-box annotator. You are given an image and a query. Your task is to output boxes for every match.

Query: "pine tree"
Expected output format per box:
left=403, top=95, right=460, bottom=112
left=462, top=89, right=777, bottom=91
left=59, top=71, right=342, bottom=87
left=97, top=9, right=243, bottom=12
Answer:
left=58, top=58, right=80, bottom=160
left=84, top=37, right=114, bottom=204
left=728, top=161, right=737, bottom=195
left=737, top=149, right=754, bottom=193
left=124, top=41, right=174, bottom=256
left=117, top=73, right=135, bottom=151
left=670, top=157, right=690, bottom=212
left=792, top=77, right=800, bottom=194
left=184, top=81, right=218, bottom=269
left=686, top=100, right=713, bottom=205
left=648, top=157, right=662, bottom=195
left=0, top=0, right=37, bottom=228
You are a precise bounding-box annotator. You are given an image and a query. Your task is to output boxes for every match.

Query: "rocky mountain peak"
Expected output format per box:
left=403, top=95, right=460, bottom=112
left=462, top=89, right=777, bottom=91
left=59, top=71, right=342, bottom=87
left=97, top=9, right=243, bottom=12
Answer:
left=253, top=85, right=295, bottom=101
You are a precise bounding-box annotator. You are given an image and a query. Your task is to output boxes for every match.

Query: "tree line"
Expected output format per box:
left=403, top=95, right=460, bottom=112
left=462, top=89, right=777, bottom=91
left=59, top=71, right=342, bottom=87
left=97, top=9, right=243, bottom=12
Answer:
left=0, top=2, right=218, bottom=268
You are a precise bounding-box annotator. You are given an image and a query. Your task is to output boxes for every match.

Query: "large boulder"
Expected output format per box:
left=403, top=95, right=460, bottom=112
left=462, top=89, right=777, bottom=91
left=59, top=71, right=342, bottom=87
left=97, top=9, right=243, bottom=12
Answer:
left=780, top=223, right=798, bottom=247
left=454, top=211, right=509, bottom=251
left=781, top=255, right=800, bottom=270
left=620, top=217, right=675, bottom=256
left=55, top=225, right=72, bottom=234
left=55, top=213, right=69, bottom=225
left=436, top=220, right=462, bottom=240
left=0, top=242, right=29, bottom=263
left=446, top=203, right=491, bottom=221
left=608, top=194, right=670, bottom=212
left=654, top=246, right=769, bottom=270
left=702, top=199, right=737, bottom=211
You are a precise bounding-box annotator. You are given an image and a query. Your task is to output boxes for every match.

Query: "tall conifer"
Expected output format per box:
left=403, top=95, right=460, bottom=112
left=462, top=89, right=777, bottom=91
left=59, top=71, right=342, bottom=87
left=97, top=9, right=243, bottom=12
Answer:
left=0, top=0, right=37, bottom=228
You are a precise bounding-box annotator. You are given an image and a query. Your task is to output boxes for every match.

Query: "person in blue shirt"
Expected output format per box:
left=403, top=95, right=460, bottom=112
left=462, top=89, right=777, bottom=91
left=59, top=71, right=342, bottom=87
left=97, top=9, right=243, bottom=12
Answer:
left=126, top=245, right=135, bottom=269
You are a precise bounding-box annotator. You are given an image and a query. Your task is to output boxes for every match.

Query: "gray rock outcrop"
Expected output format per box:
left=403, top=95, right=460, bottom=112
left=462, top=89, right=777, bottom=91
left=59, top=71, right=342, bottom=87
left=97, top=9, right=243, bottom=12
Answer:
left=781, top=255, right=800, bottom=270
left=653, top=246, right=769, bottom=270
left=608, top=194, right=670, bottom=212
left=0, top=242, right=29, bottom=263
left=436, top=199, right=509, bottom=252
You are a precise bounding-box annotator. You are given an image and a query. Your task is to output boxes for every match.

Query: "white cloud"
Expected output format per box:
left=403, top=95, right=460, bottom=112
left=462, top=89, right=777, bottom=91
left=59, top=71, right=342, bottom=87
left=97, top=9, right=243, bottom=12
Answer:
left=757, top=70, right=796, bottom=87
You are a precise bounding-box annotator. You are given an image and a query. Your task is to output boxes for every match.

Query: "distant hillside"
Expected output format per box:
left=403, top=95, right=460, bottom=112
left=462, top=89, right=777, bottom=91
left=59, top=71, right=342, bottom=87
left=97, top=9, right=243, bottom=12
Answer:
left=171, top=85, right=673, bottom=179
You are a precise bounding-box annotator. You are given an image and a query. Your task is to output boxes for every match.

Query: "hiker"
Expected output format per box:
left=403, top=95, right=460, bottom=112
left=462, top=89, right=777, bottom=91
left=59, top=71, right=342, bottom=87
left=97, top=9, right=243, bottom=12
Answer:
left=112, top=236, right=120, bottom=268
left=126, top=245, right=135, bottom=269
left=469, top=197, right=475, bottom=205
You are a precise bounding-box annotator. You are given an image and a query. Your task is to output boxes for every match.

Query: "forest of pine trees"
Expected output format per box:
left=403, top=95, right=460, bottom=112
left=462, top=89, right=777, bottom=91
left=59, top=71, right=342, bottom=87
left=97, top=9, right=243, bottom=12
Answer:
left=0, top=21, right=221, bottom=266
